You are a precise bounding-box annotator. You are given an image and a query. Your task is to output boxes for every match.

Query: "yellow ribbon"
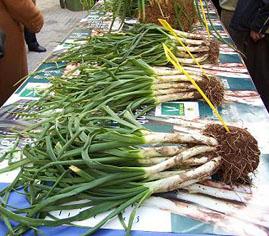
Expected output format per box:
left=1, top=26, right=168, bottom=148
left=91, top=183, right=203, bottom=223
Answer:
left=162, top=44, right=230, bottom=132
left=159, top=19, right=209, bottom=77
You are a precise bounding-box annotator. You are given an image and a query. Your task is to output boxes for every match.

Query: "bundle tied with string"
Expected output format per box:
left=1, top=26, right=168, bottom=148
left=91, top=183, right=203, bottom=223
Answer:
left=161, top=36, right=259, bottom=184
left=147, top=116, right=261, bottom=185
left=0, top=106, right=261, bottom=235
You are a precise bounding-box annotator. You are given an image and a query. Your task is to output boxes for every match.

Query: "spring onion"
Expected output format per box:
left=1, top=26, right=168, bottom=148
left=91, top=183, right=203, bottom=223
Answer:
left=56, top=24, right=219, bottom=67
left=0, top=106, right=260, bottom=235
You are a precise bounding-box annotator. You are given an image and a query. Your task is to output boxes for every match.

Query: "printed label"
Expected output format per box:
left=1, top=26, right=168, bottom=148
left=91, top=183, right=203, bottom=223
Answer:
left=155, top=102, right=200, bottom=119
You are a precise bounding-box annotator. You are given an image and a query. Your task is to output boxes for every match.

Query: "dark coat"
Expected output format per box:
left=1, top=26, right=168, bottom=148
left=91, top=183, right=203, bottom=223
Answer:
left=0, top=29, right=5, bottom=58
left=0, top=0, right=43, bottom=105
left=230, top=0, right=269, bottom=33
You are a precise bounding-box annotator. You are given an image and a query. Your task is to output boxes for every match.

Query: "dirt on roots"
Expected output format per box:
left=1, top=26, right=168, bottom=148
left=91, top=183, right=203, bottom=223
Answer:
left=141, top=0, right=198, bottom=31
left=203, top=124, right=260, bottom=184
left=208, top=40, right=220, bottom=64
left=197, top=76, right=224, bottom=106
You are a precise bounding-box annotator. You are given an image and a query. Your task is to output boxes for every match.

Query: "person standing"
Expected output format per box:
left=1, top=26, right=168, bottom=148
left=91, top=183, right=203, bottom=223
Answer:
left=24, top=28, right=46, bottom=52
left=211, top=0, right=221, bottom=15
left=230, top=0, right=269, bottom=111
left=219, top=0, right=238, bottom=34
left=24, top=0, right=46, bottom=53
left=0, top=0, right=44, bottom=105
left=0, top=29, right=5, bottom=58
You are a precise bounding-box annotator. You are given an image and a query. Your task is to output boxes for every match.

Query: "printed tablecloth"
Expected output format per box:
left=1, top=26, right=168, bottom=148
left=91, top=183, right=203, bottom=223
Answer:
left=0, top=1, right=269, bottom=235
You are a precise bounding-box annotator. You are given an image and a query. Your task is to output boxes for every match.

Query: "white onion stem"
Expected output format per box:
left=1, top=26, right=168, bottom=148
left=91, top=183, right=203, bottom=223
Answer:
left=143, top=131, right=218, bottom=146
left=156, top=74, right=202, bottom=82
left=154, top=88, right=193, bottom=95
left=156, top=92, right=199, bottom=103
left=146, top=156, right=221, bottom=189
left=177, top=54, right=209, bottom=64
left=169, top=35, right=208, bottom=46
left=177, top=45, right=210, bottom=52
left=141, top=146, right=187, bottom=158
left=173, top=29, right=205, bottom=40
left=153, top=82, right=195, bottom=90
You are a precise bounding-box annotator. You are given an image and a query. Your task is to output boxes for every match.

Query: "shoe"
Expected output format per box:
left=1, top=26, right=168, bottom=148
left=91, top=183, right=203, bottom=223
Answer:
left=28, top=44, right=47, bottom=53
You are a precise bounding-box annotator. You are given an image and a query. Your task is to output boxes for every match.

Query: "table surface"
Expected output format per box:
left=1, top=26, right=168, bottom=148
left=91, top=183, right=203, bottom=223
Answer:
left=0, top=1, right=269, bottom=235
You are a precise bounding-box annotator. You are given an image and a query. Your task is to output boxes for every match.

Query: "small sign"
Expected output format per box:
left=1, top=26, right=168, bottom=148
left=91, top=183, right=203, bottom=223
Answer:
left=155, top=102, right=200, bottom=119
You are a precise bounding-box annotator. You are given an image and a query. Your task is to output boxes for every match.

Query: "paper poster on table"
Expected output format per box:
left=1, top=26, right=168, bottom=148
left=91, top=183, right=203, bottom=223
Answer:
left=1, top=2, right=269, bottom=236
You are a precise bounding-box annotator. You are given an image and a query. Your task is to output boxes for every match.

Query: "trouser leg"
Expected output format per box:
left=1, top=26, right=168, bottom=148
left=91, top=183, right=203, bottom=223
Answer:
left=245, top=35, right=269, bottom=111
left=211, top=0, right=221, bottom=15
left=220, top=9, right=235, bottom=36
left=24, top=28, right=38, bottom=47
left=228, top=29, right=269, bottom=111
left=229, top=28, right=248, bottom=55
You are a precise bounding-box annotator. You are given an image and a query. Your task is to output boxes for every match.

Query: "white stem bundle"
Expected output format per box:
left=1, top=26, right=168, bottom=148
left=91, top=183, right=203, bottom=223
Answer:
left=153, top=82, right=195, bottom=90
left=143, top=131, right=218, bottom=146
left=146, top=156, right=221, bottom=189
left=137, top=157, right=168, bottom=165
left=147, top=169, right=189, bottom=181
left=156, top=92, right=199, bottom=103
left=169, top=35, right=208, bottom=46
left=183, top=156, right=211, bottom=166
left=154, top=88, right=193, bottom=95
left=141, top=146, right=187, bottom=158
left=173, top=29, right=205, bottom=40
left=177, top=45, right=210, bottom=53
left=152, top=67, right=183, bottom=76
left=177, top=54, right=209, bottom=64
left=156, top=74, right=203, bottom=82
left=138, top=156, right=210, bottom=167
left=145, top=146, right=216, bottom=175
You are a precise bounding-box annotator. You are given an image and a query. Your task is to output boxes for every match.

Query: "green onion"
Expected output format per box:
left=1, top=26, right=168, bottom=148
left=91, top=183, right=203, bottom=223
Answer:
left=56, top=24, right=219, bottom=67
left=0, top=106, right=260, bottom=235
left=107, top=0, right=198, bottom=32
left=25, top=58, right=224, bottom=124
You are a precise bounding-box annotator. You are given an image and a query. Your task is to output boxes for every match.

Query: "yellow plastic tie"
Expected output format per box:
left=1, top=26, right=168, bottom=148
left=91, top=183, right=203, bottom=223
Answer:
left=199, top=0, right=211, bottom=38
left=162, top=44, right=230, bottom=132
left=159, top=19, right=209, bottom=78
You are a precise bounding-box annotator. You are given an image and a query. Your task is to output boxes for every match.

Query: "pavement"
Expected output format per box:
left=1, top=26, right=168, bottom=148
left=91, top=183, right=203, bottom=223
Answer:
left=27, top=0, right=88, bottom=72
